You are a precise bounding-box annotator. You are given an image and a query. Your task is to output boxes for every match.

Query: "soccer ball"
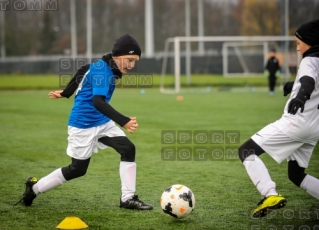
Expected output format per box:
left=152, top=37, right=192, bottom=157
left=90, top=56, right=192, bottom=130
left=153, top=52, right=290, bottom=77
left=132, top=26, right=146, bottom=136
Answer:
left=160, top=184, right=195, bottom=219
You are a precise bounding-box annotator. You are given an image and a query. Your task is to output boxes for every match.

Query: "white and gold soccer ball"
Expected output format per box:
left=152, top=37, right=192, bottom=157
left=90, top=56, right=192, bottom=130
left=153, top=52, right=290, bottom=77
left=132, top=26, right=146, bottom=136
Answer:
left=160, top=184, right=195, bottom=219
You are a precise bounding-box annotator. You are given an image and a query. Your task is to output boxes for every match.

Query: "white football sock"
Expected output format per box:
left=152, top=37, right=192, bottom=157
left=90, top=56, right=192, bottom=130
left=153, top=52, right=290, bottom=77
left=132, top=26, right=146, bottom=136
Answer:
left=120, top=161, right=136, bottom=202
left=300, top=175, right=319, bottom=199
left=32, top=168, right=67, bottom=195
left=243, top=155, right=277, bottom=197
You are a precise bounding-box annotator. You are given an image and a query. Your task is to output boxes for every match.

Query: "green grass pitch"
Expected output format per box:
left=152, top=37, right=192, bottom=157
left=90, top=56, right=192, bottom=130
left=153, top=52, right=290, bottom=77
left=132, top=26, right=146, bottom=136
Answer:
left=0, top=81, right=318, bottom=229
left=0, top=73, right=295, bottom=90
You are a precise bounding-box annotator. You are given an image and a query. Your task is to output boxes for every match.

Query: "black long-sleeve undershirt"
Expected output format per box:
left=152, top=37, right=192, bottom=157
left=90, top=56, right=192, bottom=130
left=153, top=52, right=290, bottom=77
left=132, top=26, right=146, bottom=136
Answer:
left=297, top=76, right=315, bottom=100
left=60, top=64, right=90, bottom=98
left=93, top=95, right=130, bottom=127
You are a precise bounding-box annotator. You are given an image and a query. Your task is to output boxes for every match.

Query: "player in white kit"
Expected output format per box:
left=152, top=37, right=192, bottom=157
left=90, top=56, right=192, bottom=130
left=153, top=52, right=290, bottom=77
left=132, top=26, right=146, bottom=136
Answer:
left=238, top=20, right=319, bottom=218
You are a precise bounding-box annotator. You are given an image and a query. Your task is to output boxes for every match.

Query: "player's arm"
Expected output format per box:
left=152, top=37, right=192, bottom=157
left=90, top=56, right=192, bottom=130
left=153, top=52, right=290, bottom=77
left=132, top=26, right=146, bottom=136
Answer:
left=275, top=61, right=281, bottom=78
left=48, top=64, right=90, bottom=99
left=264, top=60, right=270, bottom=76
left=91, top=61, right=137, bottom=133
left=288, top=75, right=315, bottom=115
left=93, top=96, right=137, bottom=133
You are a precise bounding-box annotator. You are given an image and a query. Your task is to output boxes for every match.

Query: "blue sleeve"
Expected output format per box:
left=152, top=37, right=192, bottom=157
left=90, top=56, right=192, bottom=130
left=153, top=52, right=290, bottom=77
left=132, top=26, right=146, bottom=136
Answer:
left=90, top=60, right=111, bottom=96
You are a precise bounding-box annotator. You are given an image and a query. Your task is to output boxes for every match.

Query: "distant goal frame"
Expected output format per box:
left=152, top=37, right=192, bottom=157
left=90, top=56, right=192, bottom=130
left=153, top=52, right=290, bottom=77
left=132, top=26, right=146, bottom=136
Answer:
left=160, top=36, right=297, bottom=94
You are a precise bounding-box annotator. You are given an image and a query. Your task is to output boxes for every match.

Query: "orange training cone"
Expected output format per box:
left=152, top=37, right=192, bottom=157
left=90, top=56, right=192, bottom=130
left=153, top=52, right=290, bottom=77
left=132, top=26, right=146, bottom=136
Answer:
left=56, top=216, right=88, bottom=229
left=176, top=95, right=184, bottom=101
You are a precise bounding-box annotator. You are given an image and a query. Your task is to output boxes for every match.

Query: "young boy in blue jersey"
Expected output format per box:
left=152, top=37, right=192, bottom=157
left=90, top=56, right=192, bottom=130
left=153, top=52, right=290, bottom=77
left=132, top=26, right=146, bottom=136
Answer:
left=16, top=34, right=153, bottom=210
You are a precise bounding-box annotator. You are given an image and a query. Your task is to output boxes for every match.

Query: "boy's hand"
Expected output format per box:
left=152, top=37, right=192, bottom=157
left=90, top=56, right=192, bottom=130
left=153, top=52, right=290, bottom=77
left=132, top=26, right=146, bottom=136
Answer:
left=288, top=96, right=305, bottom=115
left=48, top=90, right=63, bottom=99
left=123, top=117, right=138, bottom=133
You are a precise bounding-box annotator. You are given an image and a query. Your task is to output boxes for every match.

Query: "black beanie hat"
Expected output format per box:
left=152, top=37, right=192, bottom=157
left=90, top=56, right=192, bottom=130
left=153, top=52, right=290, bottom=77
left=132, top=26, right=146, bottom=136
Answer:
left=112, top=34, right=141, bottom=57
left=295, top=20, right=319, bottom=46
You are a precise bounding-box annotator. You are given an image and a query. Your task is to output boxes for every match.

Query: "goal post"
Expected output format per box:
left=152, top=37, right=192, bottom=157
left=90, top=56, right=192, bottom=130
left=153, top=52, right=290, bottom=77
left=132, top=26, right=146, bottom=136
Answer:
left=222, top=41, right=271, bottom=76
left=160, top=36, right=298, bottom=94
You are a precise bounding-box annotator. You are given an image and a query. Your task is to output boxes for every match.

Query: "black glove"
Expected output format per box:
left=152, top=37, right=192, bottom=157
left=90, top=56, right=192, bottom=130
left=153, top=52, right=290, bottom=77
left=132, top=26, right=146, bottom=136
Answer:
left=283, top=81, right=294, bottom=96
left=288, top=96, right=305, bottom=115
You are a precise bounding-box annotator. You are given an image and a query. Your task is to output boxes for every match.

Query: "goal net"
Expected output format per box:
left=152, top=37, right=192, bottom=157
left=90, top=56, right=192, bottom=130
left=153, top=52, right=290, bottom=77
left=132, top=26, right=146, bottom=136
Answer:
left=160, top=36, right=299, bottom=94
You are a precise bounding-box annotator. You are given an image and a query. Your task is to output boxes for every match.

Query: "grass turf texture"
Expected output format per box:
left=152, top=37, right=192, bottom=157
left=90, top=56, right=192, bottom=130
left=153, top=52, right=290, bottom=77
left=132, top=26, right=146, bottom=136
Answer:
left=0, top=89, right=318, bottom=230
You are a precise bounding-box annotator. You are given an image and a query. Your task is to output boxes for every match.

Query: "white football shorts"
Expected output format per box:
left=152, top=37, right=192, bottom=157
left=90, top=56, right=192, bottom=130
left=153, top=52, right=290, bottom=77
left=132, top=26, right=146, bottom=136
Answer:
left=66, top=120, right=126, bottom=160
left=251, top=120, right=316, bottom=168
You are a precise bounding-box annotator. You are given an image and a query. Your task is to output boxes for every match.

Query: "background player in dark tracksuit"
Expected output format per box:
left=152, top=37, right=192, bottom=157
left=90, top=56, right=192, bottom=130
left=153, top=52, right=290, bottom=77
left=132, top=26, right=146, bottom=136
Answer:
left=265, top=49, right=281, bottom=96
left=15, top=34, right=153, bottom=210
